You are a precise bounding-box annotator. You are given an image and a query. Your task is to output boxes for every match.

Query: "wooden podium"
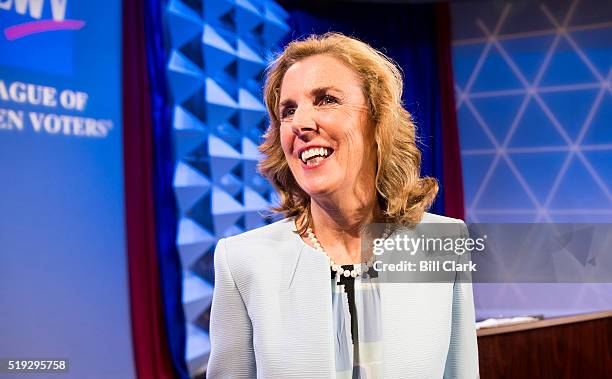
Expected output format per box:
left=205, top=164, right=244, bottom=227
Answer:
left=477, top=311, right=612, bottom=378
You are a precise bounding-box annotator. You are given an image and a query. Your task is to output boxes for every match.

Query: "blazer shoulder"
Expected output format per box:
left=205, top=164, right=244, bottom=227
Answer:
left=219, top=217, right=300, bottom=268
left=420, top=212, right=465, bottom=225
left=226, top=217, right=297, bottom=245
left=417, top=212, right=468, bottom=238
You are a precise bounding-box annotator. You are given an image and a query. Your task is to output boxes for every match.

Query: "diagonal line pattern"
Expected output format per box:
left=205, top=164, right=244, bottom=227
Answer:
left=454, top=0, right=612, bottom=223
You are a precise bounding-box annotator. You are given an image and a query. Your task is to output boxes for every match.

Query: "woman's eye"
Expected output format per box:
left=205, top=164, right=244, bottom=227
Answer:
left=318, top=94, right=338, bottom=105
left=280, top=108, right=295, bottom=119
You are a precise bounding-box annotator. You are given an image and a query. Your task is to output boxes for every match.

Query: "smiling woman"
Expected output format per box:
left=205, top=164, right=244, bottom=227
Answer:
left=206, top=33, right=479, bottom=379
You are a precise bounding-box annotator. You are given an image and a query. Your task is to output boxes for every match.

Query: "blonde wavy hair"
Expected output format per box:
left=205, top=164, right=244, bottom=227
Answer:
left=258, top=32, right=438, bottom=233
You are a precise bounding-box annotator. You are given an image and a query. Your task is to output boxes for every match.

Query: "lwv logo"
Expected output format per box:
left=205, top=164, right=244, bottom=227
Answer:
left=0, top=0, right=85, bottom=40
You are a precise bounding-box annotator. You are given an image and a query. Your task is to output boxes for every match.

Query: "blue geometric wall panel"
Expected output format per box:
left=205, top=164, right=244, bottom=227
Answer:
left=164, top=0, right=288, bottom=376
left=451, top=0, right=612, bottom=320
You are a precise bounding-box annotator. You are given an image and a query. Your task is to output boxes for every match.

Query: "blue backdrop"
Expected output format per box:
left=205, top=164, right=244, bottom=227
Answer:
left=0, top=1, right=134, bottom=378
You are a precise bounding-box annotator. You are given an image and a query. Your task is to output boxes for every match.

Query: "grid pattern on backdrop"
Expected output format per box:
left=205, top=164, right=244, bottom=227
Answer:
left=451, top=0, right=612, bottom=319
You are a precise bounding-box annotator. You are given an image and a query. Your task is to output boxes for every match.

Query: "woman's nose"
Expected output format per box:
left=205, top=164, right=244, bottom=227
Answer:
left=291, top=105, right=317, bottom=136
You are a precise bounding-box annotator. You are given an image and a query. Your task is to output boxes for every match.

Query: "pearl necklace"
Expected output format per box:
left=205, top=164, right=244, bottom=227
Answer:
left=306, top=225, right=392, bottom=278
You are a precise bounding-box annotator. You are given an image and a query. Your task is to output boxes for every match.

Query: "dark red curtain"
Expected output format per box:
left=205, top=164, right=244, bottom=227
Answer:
left=123, top=0, right=176, bottom=377
left=436, top=3, right=465, bottom=220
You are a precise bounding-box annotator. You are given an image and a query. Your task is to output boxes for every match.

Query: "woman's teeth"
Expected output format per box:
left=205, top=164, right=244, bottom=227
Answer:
left=307, top=156, right=324, bottom=166
left=300, top=147, right=332, bottom=164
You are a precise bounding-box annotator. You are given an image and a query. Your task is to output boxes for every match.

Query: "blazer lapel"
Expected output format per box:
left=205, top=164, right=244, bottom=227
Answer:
left=285, top=222, right=336, bottom=376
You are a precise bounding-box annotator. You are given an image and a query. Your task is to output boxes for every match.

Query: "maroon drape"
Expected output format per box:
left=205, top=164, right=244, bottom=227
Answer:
left=436, top=3, right=466, bottom=220
left=123, top=1, right=176, bottom=378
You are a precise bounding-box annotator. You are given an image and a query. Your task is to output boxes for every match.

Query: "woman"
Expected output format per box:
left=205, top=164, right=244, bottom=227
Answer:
left=206, top=33, right=478, bottom=378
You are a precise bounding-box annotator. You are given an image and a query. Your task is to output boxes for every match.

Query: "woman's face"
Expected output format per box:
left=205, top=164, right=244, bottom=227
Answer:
left=278, top=54, right=376, bottom=199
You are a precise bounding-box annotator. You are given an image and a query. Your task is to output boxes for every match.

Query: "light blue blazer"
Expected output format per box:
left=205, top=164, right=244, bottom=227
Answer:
left=206, top=213, right=479, bottom=378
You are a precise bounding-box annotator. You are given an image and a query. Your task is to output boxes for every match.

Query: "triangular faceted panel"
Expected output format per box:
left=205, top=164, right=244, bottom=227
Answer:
left=173, top=106, right=208, bottom=160
left=212, top=122, right=242, bottom=148
left=550, top=156, right=610, bottom=209
left=539, top=88, right=599, bottom=142
left=174, top=161, right=212, bottom=212
left=176, top=217, right=216, bottom=269
left=461, top=154, right=495, bottom=207
left=252, top=175, right=271, bottom=197
left=211, top=186, right=244, bottom=215
left=510, top=152, right=567, bottom=204
left=180, top=35, right=205, bottom=71
left=191, top=251, right=215, bottom=285
left=211, top=187, right=244, bottom=234
left=185, top=324, right=210, bottom=374
left=457, top=105, right=496, bottom=149
left=167, top=0, right=203, bottom=48
left=218, top=8, right=237, bottom=31
left=222, top=224, right=246, bottom=238
left=262, top=3, right=290, bottom=46
left=209, top=157, right=241, bottom=183
left=570, top=27, right=612, bottom=79
left=181, top=89, right=206, bottom=121
left=582, top=150, right=612, bottom=193
left=500, top=35, right=556, bottom=84
left=540, top=38, right=599, bottom=86
left=264, top=0, right=289, bottom=20
left=183, top=271, right=214, bottom=322
left=187, top=191, right=213, bottom=230
left=244, top=186, right=269, bottom=212
left=185, top=153, right=211, bottom=178
left=231, top=162, right=242, bottom=178
left=508, top=99, right=567, bottom=147
left=223, top=60, right=238, bottom=77
left=242, top=137, right=261, bottom=161
left=202, top=24, right=236, bottom=76
left=472, top=95, right=525, bottom=144
left=205, top=78, right=238, bottom=125
left=243, top=77, right=263, bottom=97
left=208, top=135, right=241, bottom=181
left=167, top=50, right=205, bottom=103
left=218, top=172, right=243, bottom=197
left=202, top=0, right=234, bottom=24
left=208, top=134, right=241, bottom=159
left=477, top=158, right=536, bottom=209
left=203, top=53, right=236, bottom=80
left=238, top=87, right=266, bottom=111
left=581, top=92, right=612, bottom=145
left=205, top=23, right=236, bottom=52
left=236, top=0, right=262, bottom=35
left=243, top=161, right=268, bottom=195
left=251, top=22, right=265, bottom=38
left=452, top=43, right=486, bottom=90
left=244, top=211, right=268, bottom=230
left=245, top=124, right=265, bottom=144
left=471, top=45, right=525, bottom=92
left=174, top=104, right=206, bottom=131
left=237, top=38, right=266, bottom=81
left=240, top=110, right=266, bottom=135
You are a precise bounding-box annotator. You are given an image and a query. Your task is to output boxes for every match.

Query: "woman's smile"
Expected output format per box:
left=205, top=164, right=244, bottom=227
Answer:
left=297, top=145, right=335, bottom=169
